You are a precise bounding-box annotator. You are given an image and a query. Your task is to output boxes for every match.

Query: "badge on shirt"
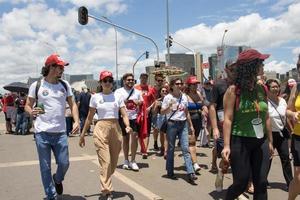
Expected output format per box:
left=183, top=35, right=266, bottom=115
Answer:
left=42, top=90, right=49, bottom=96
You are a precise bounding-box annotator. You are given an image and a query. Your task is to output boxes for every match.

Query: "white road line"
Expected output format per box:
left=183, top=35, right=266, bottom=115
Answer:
left=0, top=155, right=98, bottom=168
left=91, top=160, right=163, bottom=200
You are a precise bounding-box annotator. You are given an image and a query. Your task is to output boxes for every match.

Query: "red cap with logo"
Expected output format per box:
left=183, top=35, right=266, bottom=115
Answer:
left=186, top=76, right=200, bottom=84
left=45, top=54, right=69, bottom=67
left=99, top=70, right=113, bottom=81
left=237, top=49, right=270, bottom=64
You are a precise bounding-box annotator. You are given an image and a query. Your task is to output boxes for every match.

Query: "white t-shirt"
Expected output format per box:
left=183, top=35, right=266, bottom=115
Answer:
left=268, top=98, right=287, bottom=132
left=28, top=79, right=73, bottom=133
left=90, top=92, right=125, bottom=120
left=115, top=87, right=142, bottom=120
left=162, top=93, right=188, bottom=121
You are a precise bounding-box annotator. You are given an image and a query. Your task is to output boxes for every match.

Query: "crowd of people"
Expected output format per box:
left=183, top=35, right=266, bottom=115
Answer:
left=1, top=50, right=300, bottom=200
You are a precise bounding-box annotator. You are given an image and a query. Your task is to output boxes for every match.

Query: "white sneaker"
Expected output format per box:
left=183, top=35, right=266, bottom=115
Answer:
left=122, top=160, right=130, bottom=170
left=215, top=171, right=224, bottom=192
left=129, top=161, right=139, bottom=171
left=193, top=163, right=201, bottom=172
left=236, top=193, right=248, bottom=200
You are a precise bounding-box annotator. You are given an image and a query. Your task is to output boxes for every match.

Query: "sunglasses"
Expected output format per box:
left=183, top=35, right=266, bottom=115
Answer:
left=126, top=79, right=134, bottom=82
left=156, top=79, right=164, bottom=82
left=161, top=90, right=168, bottom=93
left=175, top=82, right=183, bottom=86
left=102, top=79, right=114, bottom=83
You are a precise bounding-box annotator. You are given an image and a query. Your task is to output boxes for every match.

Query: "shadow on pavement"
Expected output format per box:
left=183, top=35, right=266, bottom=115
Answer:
left=116, top=163, right=149, bottom=169
left=161, top=173, right=198, bottom=186
left=208, top=189, right=227, bottom=200
left=89, top=191, right=135, bottom=200
left=43, top=194, right=87, bottom=200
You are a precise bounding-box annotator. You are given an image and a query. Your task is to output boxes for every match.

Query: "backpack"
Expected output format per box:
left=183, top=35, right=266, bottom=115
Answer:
left=35, top=79, right=68, bottom=104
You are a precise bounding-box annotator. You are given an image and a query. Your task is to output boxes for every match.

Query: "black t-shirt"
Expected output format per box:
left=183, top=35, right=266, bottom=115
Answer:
left=15, top=97, right=26, bottom=114
left=78, top=92, right=91, bottom=117
left=210, top=79, right=229, bottom=111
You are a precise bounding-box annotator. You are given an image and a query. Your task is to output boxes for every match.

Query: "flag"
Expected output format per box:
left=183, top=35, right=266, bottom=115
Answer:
left=202, top=62, right=210, bottom=69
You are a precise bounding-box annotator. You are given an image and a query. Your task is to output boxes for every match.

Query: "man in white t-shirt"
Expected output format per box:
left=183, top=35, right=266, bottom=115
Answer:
left=115, top=73, right=143, bottom=171
left=25, top=54, right=80, bottom=200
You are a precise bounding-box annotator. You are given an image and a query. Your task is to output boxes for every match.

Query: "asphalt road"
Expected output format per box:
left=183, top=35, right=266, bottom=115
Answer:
left=0, top=112, right=295, bottom=200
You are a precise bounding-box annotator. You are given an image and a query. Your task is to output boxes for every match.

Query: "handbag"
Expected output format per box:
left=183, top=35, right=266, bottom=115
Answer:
left=160, top=95, right=182, bottom=133
left=268, top=98, right=291, bottom=138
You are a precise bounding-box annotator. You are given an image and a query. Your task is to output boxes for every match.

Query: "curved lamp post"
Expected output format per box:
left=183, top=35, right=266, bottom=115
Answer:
left=132, top=51, right=149, bottom=77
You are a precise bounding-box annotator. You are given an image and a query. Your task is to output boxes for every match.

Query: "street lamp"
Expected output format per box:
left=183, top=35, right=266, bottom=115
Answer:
left=221, top=29, right=228, bottom=51
left=101, top=16, right=119, bottom=85
left=132, top=51, right=149, bottom=77
left=78, top=6, right=160, bottom=67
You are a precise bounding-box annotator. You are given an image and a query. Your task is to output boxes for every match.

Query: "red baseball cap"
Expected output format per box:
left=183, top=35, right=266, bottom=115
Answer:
left=186, top=76, right=200, bottom=84
left=237, top=49, right=270, bottom=64
left=99, top=70, right=113, bottom=81
left=45, top=54, right=69, bottom=67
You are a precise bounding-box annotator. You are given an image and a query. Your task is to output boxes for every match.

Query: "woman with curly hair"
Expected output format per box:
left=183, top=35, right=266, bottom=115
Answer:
left=222, top=49, right=274, bottom=200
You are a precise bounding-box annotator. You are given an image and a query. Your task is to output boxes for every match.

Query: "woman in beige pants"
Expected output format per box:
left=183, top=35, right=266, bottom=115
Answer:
left=79, top=70, right=132, bottom=200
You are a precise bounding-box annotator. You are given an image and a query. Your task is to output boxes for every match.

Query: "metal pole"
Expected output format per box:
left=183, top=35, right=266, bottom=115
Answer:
left=221, top=29, right=228, bottom=49
left=40, top=41, right=57, bottom=54
left=88, top=14, right=160, bottom=65
left=132, top=51, right=147, bottom=77
left=102, top=16, right=119, bottom=86
left=166, top=0, right=170, bottom=66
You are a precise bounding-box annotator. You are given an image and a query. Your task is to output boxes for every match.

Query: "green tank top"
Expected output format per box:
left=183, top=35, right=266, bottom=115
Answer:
left=232, top=84, right=268, bottom=137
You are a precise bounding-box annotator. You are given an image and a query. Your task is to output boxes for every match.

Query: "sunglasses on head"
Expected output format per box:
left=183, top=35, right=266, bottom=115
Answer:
left=102, top=79, right=113, bottom=83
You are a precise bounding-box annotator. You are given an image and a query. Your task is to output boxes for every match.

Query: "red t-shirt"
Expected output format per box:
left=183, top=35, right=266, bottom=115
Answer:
left=135, top=84, right=156, bottom=107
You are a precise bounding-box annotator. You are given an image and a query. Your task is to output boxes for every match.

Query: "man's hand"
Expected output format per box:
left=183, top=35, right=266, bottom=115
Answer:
left=222, top=146, right=231, bottom=163
left=79, top=135, right=85, bottom=148
left=213, top=127, right=220, bottom=140
left=31, top=107, right=44, bottom=117
left=125, top=126, right=133, bottom=134
left=71, top=121, right=80, bottom=135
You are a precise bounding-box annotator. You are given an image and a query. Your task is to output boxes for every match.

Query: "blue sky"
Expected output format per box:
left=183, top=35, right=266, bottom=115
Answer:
left=0, top=0, right=300, bottom=92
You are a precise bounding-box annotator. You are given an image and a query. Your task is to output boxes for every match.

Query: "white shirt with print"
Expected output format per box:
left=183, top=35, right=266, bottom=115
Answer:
left=115, top=87, right=143, bottom=120
left=28, top=79, right=73, bottom=133
left=161, top=93, right=188, bottom=121
left=90, top=92, right=125, bottom=120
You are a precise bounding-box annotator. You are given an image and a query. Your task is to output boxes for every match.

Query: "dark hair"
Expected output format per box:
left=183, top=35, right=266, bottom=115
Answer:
left=122, top=73, right=134, bottom=81
left=155, top=73, right=164, bottom=80
left=234, top=59, right=262, bottom=90
left=169, top=78, right=182, bottom=92
left=41, top=66, right=50, bottom=77
left=265, top=79, right=280, bottom=90
left=140, top=73, right=148, bottom=78
left=158, top=86, right=169, bottom=98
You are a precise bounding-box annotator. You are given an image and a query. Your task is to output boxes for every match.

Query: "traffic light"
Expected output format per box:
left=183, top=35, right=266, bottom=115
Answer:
left=78, top=6, right=89, bottom=25
left=145, top=51, right=149, bottom=59
left=166, top=36, right=173, bottom=48
left=169, top=36, right=173, bottom=47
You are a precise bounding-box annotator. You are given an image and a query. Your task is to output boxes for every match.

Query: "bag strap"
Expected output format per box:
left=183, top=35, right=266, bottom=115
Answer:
left=268, top=98, right=286, bottom=126
left=126, top=88, right=134, bottom=100
left=167, top=94, right=183, bottom=121
left=35, top=79, right=68, bottom=104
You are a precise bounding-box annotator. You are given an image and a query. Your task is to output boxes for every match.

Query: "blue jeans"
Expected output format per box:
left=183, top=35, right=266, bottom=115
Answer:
left=166, top=120, right=194, bottom=175
left=15, top=112, right=28, bottom=135
left=35, top=132, right=69, bottom=200
left=65, top=117, right=73, bottom=136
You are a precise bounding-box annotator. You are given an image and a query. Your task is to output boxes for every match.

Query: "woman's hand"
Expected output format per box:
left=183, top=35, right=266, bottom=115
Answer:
left=222, top=146, right=231, bottom=163
left=125, top=126, right=133, bottom=134
left=79, top=135, right=85, bottom=148
left=268, top=141, right=274, bottom=159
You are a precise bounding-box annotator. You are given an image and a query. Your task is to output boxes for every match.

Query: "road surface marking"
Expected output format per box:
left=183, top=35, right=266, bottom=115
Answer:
left=91, top=159, right=163, bottom=200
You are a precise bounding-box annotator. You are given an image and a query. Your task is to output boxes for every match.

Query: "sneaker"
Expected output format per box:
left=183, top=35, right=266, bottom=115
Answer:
left=236, top=193, right=248, bottom=200
left=105, top=193, right=113, bottom=200
left=215, top=171, right=224, bottom=192
left=52, top=174, right=63, bottom=195
left=129, top=161, right=139, bottom=171
left=193, top=163, right=201, bottom=173
left=122, top=160, right=130, bottom=170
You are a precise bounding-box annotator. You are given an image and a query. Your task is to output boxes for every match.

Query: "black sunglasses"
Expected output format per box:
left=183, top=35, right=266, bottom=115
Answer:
left=175, top=82, right=183, bottom=86
left=156, top=79, right=164, bottom=82
left=102, top=79, right=114, bottom=83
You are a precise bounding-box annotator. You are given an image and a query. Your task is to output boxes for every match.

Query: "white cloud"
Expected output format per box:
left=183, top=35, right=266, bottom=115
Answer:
left=0, top=0, right=44, bottom=4
left=271, top=0, right=299, bottom=12
left=171, top=2, right=300, bottom=75
left=265, top=60, right=294, bottom=74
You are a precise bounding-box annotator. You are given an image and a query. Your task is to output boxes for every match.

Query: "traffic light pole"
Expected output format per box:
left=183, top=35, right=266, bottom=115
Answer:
left=88, top=14, right=160, bottom=67
left=132, top=51, right=149, bottom=77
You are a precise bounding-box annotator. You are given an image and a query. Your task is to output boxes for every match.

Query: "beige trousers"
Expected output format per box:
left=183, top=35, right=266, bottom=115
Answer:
left=93, top=120, right=122, bottom=195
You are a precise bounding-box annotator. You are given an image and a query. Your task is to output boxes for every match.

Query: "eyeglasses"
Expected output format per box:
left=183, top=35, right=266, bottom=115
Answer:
left=126, top=79, right=134, bottom=82
left=175, top=82, right=183, bottom=86
left=102, top=79, right=113, bottom=83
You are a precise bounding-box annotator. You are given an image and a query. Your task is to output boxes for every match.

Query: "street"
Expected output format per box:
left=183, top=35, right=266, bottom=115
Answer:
left=0, top=112, right=294, bottom=200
